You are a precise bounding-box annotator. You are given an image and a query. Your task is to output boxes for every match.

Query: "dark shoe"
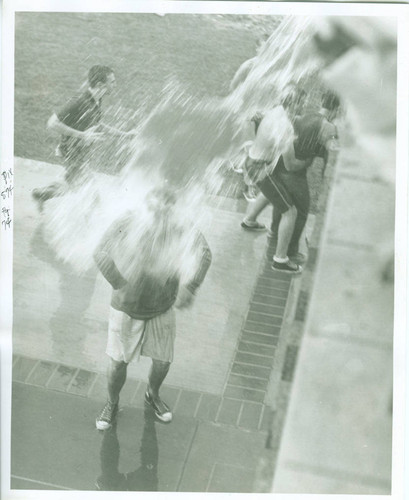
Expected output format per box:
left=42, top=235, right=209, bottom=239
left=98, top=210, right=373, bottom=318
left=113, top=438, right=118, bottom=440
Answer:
left=241, top=220, right=266, bottom=231
left=32, top=187, right=56, bottom=202
left=96, top=401, right=118, bottom=430
left=145, top=391, right=172, bottom=423
left=32, top=189, right=46, bottom=212
left=32, top=186, right=60, bottom=212
left=32, top=188, right=43, bottom=201
left=272, top=260, right=303, bottom=274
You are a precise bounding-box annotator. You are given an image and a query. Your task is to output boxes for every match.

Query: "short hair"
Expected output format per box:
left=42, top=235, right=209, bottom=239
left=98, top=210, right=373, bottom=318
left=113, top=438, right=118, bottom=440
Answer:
left=281, top=86, right=307, bottom=110
left=88, top=65, right=114, bottom=88
left=321, top=91, right=340, bottom=111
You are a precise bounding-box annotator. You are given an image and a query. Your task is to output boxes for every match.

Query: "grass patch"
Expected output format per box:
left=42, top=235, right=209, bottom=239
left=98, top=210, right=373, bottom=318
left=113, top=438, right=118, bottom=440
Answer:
left=14, top=12, right=274, bottom=163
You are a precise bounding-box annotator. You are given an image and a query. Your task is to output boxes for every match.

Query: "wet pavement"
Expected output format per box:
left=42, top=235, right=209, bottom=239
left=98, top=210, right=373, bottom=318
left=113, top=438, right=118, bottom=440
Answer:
left=11, top=157, right=303, bottom=492
left=10, top=148, right=395, bottom=494
left=13, top=159, right=272, bottom=394
left=12, top=382, right=266, bottom=491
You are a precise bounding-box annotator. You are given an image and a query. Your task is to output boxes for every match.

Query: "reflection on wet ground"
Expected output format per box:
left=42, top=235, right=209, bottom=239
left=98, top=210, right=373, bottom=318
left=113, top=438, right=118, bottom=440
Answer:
left=12, top=159, right=274, bottom=492
left=96, top=408, right=158, bottom=491
left=11, top=380, right=267, bottom=491
left=29, top=224, right=98, bottom=352
left=13, top=158, right=270, bottom=389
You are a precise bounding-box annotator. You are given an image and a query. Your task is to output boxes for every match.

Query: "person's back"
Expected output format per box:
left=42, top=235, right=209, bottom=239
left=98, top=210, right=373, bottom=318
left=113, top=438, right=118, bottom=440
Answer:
left=275, top=110, right=329, bottom=176
left=95, top=206, right=211, bottom=321
left=94, top=186, right=212, bottom=429
left=111, top=268, right=180, bottom=321
left=293, top=112, right=324, bottom=160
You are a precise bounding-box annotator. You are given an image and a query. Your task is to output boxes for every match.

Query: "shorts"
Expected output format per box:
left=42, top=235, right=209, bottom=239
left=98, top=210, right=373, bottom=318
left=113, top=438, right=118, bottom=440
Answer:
left=278, top=169, right=310, bottom=218
left=106, top=307, right=176, bottom=364
left=257, top=171, right=293, bottom=215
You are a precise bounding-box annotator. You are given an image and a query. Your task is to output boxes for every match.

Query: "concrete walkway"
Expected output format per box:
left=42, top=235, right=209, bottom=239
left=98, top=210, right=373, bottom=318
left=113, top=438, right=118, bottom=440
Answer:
left=272, top=143, right=395, bottom=494
left=9, top=148, right=395, bottom=494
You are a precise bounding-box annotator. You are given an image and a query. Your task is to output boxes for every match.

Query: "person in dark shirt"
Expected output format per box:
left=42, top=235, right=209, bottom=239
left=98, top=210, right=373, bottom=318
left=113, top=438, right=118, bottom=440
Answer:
left=94, top=186, right=212, bottom=430
left=240, top=85, right=307, bottom=233
left=32, top=65, right=135, bottom=206
left=277, top=90, right=339, bottom=258
left=241, top=90, right=340, bottom=268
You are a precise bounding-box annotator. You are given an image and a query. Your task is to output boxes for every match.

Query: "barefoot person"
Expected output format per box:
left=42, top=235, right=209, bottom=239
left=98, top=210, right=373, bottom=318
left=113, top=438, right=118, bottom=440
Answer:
left=94, top=186, right=212, bottom=429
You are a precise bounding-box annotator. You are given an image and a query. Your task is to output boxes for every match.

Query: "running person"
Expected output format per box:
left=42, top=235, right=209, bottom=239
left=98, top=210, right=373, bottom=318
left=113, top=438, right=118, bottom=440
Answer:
left=32, top=65, right=135, bottom=206
left=94, top=186, right=212, bottom=429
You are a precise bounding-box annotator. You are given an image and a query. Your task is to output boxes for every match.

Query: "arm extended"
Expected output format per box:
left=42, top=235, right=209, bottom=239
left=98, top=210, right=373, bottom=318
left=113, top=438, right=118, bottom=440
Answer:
left=282, top=144, right=312, bottom=172
left=47, top=113, right=84, bottom=139
left=99, top=122, right=137, bottom=138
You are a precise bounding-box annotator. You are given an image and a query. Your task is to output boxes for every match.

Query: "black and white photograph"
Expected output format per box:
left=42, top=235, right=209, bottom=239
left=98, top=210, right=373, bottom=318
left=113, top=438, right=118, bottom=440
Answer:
left=1, top=1, right=408, bottom=498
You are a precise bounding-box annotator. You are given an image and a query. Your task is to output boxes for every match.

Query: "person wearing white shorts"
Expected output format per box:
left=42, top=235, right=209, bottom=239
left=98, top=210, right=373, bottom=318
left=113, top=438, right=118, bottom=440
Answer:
left=106, top=306, right=176, bottom=365
left=93, top=187, right=212, bottom=430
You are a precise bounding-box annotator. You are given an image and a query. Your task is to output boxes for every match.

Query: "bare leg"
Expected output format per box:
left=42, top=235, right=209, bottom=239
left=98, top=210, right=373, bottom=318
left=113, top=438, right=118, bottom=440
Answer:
left=95, top=358, right=127, bottom=430
left=243, top=192, right=270, bottom=222
left=270, top=207, right=281, bottom=235
left=107, top=358, right=128, bottom=404
left=275, top=206, right=297, bottom=260
left=148, top=360, right=170, bottom=401
left=146, top=360, right=172, bottom=420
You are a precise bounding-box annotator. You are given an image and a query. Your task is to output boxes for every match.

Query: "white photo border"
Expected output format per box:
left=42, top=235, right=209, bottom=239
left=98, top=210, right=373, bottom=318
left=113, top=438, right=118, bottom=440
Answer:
left=1, top=2, right=408, bottom=500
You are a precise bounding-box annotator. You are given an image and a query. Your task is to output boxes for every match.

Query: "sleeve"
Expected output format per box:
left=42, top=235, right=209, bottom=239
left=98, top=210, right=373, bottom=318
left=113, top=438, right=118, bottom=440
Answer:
left=93, top=216, right=130, bottom=290
left=185, top=232, right=212, bottom=294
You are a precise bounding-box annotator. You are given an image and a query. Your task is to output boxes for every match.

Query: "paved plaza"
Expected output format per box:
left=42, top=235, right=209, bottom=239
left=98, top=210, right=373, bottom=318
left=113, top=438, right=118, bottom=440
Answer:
left=11, top=157, right=301, bottom=492
left=10, top=132, right=396, bottom=494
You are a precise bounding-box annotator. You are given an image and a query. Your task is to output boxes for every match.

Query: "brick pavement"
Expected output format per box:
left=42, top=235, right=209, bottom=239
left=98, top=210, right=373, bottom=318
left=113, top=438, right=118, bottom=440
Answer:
left=10, top=156, right=326, bottom=493
left=12, top=233, right=310, bottom=436
left=11, top=230, right=315, bottom=492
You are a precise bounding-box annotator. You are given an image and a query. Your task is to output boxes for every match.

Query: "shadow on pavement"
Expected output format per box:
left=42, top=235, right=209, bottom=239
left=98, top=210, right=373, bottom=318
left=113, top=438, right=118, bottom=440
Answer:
left=30, top=223, right=98, bottom=344
left=96, top=407, right=158, bottom=491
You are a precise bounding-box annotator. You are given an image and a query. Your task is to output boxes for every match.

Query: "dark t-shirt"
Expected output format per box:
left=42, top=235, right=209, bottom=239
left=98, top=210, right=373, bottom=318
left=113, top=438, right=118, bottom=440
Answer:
left=293, top=113, right=324, bottom=160
left=274, top=113, right=328, bottom=178
left=56, top=90, right=102, bottom=161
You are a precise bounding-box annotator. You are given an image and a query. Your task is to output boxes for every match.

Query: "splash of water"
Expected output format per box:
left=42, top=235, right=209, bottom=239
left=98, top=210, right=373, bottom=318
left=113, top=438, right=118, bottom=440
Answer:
left=43, top=16, right=322, bottom=280
left=123, top=17, right=319, bottom=186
